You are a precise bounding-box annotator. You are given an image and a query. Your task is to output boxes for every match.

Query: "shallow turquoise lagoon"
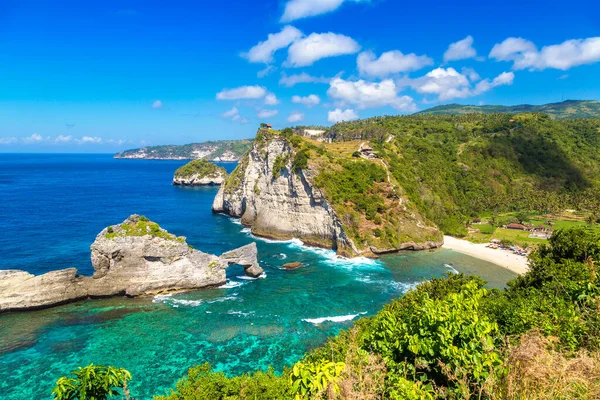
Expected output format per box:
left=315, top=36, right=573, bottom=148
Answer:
left=0, top=154, right=517, bottom=399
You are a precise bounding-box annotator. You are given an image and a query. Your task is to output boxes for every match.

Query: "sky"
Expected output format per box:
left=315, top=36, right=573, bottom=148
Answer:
left=0, top=0, right=599, bottom=152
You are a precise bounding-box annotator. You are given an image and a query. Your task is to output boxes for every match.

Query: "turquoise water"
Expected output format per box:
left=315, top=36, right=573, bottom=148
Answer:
left=0, top=154, right=517, bottom=399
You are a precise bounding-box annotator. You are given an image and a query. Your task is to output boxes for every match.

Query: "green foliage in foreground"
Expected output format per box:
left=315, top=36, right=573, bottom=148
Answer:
left=57, top=228, right=600, bottom=399
left=52, top=364, right=131, bottom=400
left=174, top=159, right=226, bottom=178
left=153, top=227, right=599, bottom=399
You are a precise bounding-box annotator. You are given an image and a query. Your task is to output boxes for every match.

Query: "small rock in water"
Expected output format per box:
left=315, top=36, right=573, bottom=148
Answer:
left=282, top=262, right=303, bottom=270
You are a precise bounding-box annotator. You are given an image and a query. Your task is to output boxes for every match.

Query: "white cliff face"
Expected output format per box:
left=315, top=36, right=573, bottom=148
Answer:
left=0, top=215, right=263, bottom=312
left=173, top=171, right=226, bottom=186
left=213, top=137, right=357, bottom=254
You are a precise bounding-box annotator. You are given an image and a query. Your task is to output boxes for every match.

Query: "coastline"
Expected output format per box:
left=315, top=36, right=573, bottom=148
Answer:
left=442, top=235, right=530, bottom=275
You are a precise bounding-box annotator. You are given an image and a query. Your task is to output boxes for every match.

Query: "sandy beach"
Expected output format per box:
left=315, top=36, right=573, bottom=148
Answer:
left=443, top=236, right=530, bottom=275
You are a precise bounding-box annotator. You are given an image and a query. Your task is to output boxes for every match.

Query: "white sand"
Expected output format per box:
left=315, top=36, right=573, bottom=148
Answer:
left=443, top=236, right=529, bottom=275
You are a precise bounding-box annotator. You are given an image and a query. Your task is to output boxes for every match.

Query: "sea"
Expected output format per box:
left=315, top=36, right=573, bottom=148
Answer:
left=0, top=154, right=517, bottom=399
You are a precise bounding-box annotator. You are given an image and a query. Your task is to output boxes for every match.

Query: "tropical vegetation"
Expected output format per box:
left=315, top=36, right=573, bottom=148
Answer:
left=56, top=227, right=600, bottom=399
left=174, top=159, right=227, bottom=179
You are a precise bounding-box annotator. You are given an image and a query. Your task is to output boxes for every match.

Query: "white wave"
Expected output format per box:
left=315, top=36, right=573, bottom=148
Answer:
left=303, top=312, right=367, bottom=325
left=444, top=264, right=459, bottom=274
left=229, top=218, right=243, bottom=226
left=153, top=293, right=237, bottom=308
left=219, top=280, right=245, bottom=289
left=206, top=295, right=238, bottom=304
left=227, top=310, right=255, bottom=317
left=286, top=240, right=384, bottom=269
left=355, top=276, right=422, bottom=293
left=237, top=273, right=267, bottom=280
left=275, top=253, right=287, bottom=260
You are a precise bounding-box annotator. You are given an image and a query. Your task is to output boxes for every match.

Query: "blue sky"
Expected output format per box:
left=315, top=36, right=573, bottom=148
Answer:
left=1, top=0, right=599, bottom=152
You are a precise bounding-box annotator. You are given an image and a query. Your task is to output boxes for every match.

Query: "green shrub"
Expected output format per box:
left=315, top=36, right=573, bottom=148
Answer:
left=52, top=364, right=131, bottom=400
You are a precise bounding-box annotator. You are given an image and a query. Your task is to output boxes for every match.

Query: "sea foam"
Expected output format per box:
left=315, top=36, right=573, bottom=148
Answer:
left=303, top=312, right=367, bottom=325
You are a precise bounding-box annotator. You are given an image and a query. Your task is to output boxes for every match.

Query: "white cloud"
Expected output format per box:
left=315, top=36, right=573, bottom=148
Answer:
left=78, top=136, right=102, bottom=144
left=258, top=65, right=277, bottom=78
left=489, top=36, right=600, bottom=70
left=404, top=67, right=514, bottom=101
left=279, top=72, right=331, bottom=87
left=221, top=107, right=240, bottom=120
left=292, top=94, right=321, bottom=107
left=22, top=134, right=43, bottom=144
left=217, top=85, right=267, bottom=100
left=55, top=135, right=73, bottom=143
left=106, top=139, right=126, bottom=145
left=280, top=0, right=365, bottom=22
left=328, top=108, right=359, bottom=123
left=444, top=36, right=477, bottom=62
left=357, top=50, right=433, bottom=78
left=221, top=107, right=250, bottom=123
left=264, top=93, right=280, bottom=105
left=327, top=77, right=417, bottom=111
left=0, top=137, right=18, bottom=145
left=287, top=111, right=305, bottom=123
left=462, top=67, right=481, bottom=82
left=152, top=100, right=163, bottom=109
left=243, top=25, right=303, bottom=63
left=258, top=109, right=279, bottom=118
left=286, top=32, right=360, bottom=67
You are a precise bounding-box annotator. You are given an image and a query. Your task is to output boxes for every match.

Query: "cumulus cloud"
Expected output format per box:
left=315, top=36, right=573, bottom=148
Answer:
left=22, top=133, right=43, bottom=144
left=258, top=65, right=277, bottom=78
left=221, top=107, right=250, bottom=123
left=243, top=25, right=303, bottom=63
left=292, top=94, right=321, bottom=107
left=55, top=135, right=73, bottom=143
left=264, top=93, right=280, bottom=105
left=286, top=32, right=360, bottom=67
left=0, top=137, right=18, bottom=145
left=279, top=72, right=332, bottom=87
left=327, top=77, right=417, bottom=112
left=221, top=107, right=240, bottom=119
left=258, top=109, right=279, bottom=118
left=489, top=36, right=600, bottom=70
left=444, top=36, right=478, bottom=62
left=357, top=50, right=433, bottom=78
left=328, top=108, right=359, bottom=123
left=403, top=67, right=514, bottom=101
left=280, top=0, right=365, bottom=22
left=217, top=85, right=267, bottom=100
left=152, top=100, right=163, bottom=109
left=287, top=111, right=305, bottom=123
left=78, top=136, right=102, bottom=144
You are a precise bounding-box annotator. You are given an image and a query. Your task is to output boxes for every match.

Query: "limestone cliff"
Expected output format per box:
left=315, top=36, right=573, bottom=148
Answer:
left=212, top=132, right=357, bottom=255
left=173, top=159, right=228, bottom=186
left=0, top=215, right=262, bottom=312
left=213, top=130, right=442, bottom=256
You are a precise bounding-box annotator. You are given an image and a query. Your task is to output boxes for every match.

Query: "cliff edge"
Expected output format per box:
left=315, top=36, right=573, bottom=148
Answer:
left=213, top=129, right=442, bottom=257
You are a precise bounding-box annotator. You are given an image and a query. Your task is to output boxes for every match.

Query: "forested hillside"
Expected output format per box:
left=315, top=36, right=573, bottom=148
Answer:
left=325, top=113, right=600, bottom=235
left=114, top=140, right=252, bottom=161
left=418, top=100, right=600, bottom=119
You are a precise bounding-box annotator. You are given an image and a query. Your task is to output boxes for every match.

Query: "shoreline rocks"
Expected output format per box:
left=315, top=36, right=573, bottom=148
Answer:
left=282, top=262, right=303, bottom=270
left=0, top=215, right=263, bottom=313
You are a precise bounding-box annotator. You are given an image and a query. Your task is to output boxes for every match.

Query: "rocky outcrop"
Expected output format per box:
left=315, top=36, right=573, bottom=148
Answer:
left=213, top=130, right=442, bottom=257
left=0, top=215, right=263, bottom=312
left=212, top=133, right=358, bottom=255
left=173, top=159, right=228, bottom=186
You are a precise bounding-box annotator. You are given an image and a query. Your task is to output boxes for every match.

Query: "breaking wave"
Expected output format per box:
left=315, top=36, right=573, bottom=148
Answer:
left=303, top=312, right=367, bottom=325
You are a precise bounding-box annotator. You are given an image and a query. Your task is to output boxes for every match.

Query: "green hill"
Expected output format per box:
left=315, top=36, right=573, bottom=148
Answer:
left=318, top=112, right=600, bottom=237
left=418, top=100, right=600, bottom=119
left=114, top=139, right=252, bottom=161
